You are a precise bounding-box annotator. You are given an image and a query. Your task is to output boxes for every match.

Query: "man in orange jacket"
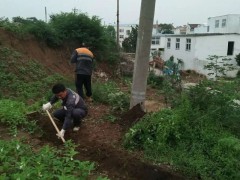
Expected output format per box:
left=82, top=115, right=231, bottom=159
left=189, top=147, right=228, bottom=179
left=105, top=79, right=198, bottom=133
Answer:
left=71, top=43, right=94, bottom=102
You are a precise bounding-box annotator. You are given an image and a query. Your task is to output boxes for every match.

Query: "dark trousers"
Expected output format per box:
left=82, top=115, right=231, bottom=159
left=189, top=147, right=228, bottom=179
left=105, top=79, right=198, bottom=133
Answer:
left=75, top=74, right=92, bottom=98
left=53, top=108, right=87, bottom=127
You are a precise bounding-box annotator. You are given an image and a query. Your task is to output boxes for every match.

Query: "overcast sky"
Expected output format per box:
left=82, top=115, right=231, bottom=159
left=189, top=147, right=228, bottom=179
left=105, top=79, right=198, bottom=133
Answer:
left=0, top=0, right=240, bottom=26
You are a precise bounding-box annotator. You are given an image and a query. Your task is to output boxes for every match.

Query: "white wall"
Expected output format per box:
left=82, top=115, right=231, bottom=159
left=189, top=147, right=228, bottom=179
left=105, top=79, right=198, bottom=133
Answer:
left=151, top=36, right=165, bottom=50
left=162, top=36, right=196, bottom=70
left=194, top=25, right=208, bottom=33
left=114, top=24, right=137, bottom=47
left=162, top=34, right=240, bottom=77
left=208, top=14, right=240, bottom=34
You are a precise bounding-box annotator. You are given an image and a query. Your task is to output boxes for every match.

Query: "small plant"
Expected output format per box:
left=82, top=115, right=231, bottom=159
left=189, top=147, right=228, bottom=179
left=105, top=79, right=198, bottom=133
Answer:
left=235, top=53, right=240, bottom=66
left=0, top=99, right=39, bottom=135
left=124, top=79, right=240, bottom=179
left=147, top=71, right=164, bottom=88
left=104, top=114, right=118, bottom=122
left=0, top=139, right=103, bottom=179
left=92, top=81, right=130, bottom=112
left=204, top=55, right=235, bottom=79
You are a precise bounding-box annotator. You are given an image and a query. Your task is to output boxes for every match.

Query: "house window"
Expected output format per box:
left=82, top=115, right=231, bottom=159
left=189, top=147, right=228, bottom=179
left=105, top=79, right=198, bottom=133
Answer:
left=126, top=30, right=130, bottom=35
left=215, top=20, right=219, bottom=28
left=186, top=38, right=191, bottom=51
left=222, top=19, right=226, bottom=27
left=119, top=29, right=124, bottom=32
left=119, top=35, right=124, bottom=39
left=176, top=38, right=180, bottom=50
left=227, top=41, right=234, bottom=55
left=152, top=36, right=160, bottom=45
left=156, top=40, right=159, bottom=44
left=167, top=38, right=171, bottom=49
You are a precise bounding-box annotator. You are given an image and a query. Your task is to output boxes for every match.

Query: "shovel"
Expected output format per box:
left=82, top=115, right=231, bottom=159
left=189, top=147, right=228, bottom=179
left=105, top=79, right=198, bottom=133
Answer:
left=45, top=110, right=66, bottom=143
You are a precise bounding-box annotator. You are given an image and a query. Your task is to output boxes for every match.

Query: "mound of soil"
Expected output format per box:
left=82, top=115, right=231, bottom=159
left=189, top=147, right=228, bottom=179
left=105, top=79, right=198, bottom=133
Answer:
left=119, top=103, right=146, bottom=131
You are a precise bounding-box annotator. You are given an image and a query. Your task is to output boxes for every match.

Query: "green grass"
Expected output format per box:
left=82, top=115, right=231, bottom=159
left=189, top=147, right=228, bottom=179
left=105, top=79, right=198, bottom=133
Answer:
left=124, top=80, right=240, bottom=179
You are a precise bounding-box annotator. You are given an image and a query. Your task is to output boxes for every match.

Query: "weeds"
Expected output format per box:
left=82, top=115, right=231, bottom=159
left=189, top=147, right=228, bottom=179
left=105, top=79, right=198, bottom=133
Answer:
left=92, top=81, right=130, bottom=113
left=124, top=79, right=240, bottom=179
left=0, top=99, right=39, bottom=135
left=0, top=139, right=97, bottom=179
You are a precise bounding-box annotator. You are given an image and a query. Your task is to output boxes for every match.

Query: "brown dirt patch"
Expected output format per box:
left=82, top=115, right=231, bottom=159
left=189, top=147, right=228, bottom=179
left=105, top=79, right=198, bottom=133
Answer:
left=0, top=29, right=75, bottom=79
left=180, top=70, right=206, bottom=83
left=19, top=101, right=184, bottom=180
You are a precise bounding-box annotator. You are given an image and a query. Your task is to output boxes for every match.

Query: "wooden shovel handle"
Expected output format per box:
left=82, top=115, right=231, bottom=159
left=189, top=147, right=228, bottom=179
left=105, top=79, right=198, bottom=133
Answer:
left=46, top=110, right=65, bottom=143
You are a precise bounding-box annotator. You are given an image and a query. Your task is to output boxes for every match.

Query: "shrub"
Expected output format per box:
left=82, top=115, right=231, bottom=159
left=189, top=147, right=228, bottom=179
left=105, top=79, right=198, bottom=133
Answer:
left=235, top=53, right=240, bottom=66
left=147, top=71, right=164, bottom=88
left=124, top=80, right=240, bottom=179
left=92, top=81, right=130, bottom=112
left=0, top=140, right=98, bottom=179
left=0, top=99, right=38, bottom=135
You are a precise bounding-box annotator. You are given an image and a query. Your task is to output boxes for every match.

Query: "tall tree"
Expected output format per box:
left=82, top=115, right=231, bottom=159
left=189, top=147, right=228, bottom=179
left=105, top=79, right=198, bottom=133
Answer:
left=122, top=25, right=138, bottom=53
left=104, top=25, right=116, bottom=40
left=157, top=23, right=174, bottom=34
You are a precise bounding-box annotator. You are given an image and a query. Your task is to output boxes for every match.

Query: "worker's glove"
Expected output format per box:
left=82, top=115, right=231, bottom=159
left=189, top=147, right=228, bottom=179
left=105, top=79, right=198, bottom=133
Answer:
left=42, top=102, right=52, bottom=111
left=56, top=129, right=65, bottom=139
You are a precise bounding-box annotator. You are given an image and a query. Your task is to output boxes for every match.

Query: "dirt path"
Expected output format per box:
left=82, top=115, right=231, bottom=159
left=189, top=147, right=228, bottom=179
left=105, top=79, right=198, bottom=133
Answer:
left=21, top=102, right=184, bottom=180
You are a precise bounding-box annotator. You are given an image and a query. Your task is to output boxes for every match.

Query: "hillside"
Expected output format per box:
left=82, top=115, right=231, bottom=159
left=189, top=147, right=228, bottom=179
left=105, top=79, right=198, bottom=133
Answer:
left=0, top=29, right=184, bottom=179
left=0, top=28, right=74, bottom=78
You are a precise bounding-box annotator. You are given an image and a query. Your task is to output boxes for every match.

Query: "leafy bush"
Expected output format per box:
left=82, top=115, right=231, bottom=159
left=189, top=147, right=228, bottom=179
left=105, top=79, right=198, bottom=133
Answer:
left=204, top=55, right=235, bottom=79
left=0, top=140, right=99, bottom=179
left=1, top=14, right=120, bottom=66
left=124, top=80, right=240, bottom=179
left=0, top=99, right=38, bottom=134
left=92, top=81, right=130, bottom=112
left=49, top=12, right=119, bottom=64
left=147, top=71, right=164, bottom=88
left=122, top=25, right=138, bottom=53
left=235, top=53, right=240, bottom=66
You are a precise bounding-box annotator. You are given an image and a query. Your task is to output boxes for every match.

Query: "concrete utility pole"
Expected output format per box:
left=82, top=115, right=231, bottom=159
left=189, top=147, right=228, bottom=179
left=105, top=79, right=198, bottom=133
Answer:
left=130, top=0, right=156, bottom=109
left=72, top=7, right=78, bottom=14
left=45, top=6, right=47, bottom=23
left=116, top=0, right=120, bottom=49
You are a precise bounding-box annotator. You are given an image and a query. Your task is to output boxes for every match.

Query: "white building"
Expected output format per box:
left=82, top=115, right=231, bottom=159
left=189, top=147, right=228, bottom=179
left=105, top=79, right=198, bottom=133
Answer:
left=194, top=24, right=208, bottom=34
left=114, top=24, right=165, bottom=53
left=150, top=25, right=165, bottom=53
left=207, top=14, right=240, bottom=33
left=159, top=14, right=240, bottom=78
left=113, top=24, right=137, bottom=47
left=162, top=33, right=240, bottom=77
left=174, top=25, right=187, bottom=35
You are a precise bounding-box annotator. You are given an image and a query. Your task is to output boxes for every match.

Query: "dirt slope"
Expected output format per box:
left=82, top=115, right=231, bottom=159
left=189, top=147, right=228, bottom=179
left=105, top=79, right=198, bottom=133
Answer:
left=0, top=28, right=74, bottom=78
left=26, top=102, right=184, bottom=180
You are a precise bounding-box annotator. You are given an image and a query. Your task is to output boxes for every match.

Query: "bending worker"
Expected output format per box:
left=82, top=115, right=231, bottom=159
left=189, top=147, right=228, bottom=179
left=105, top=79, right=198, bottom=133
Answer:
left=42, top=83, right=88, bottom=138
left=71, top=43, right=94, bottom=102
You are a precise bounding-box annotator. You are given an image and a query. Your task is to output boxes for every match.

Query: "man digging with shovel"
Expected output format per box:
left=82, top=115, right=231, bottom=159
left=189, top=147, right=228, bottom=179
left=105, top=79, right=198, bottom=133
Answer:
left=42, top=83, right=88, bottom=140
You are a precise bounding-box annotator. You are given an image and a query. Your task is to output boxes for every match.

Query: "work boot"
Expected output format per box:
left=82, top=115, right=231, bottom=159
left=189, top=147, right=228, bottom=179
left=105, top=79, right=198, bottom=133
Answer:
left=73, top=126, right=80, bottom=131
left=86, top=96, right=93, bottom=102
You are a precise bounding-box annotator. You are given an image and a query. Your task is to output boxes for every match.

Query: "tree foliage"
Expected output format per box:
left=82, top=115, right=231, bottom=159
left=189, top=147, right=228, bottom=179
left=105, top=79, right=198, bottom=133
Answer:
left=49, top=13, right=104, bottom=49
left=235, top=53, right=240, bottom=66
left=204, top=55, right=235, bottom=79
left=156, top=23, right=174, bottom=34
left=122, top=25, right=138, bottom=53
left=0, top=13, right=119, bottom=64
left=124, top=80, right=240, bottom=179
